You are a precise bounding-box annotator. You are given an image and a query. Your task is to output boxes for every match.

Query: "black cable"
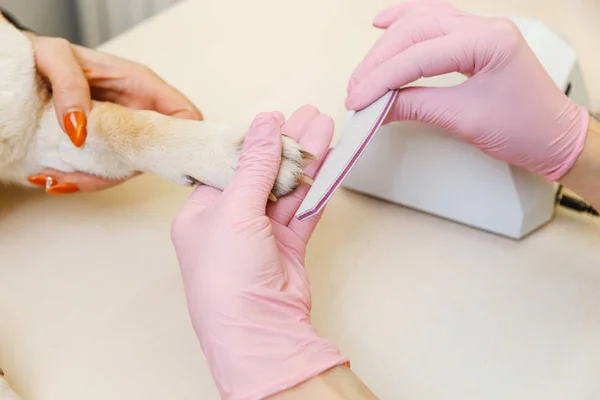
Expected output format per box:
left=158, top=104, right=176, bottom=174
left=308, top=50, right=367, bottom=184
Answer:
left=555, top=184, right=599, bottom=217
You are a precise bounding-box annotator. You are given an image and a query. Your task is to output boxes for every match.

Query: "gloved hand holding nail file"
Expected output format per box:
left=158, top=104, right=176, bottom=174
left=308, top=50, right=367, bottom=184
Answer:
left=346, top=0, right=589, bottom=183
left=299, top=0, right=596, bottom=220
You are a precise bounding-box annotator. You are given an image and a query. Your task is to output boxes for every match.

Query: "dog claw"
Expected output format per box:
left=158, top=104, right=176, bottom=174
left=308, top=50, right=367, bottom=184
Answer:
left=185, top=175, right=203, bottom=186
left=268, top=193, right=278, bottom=202
left=300, top=150, right=318, bottom=161
left=299, top=174, right=314, bottom=185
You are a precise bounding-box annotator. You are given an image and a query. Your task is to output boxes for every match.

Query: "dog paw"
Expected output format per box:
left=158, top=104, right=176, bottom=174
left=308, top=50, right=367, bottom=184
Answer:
left=266, top=134, right=316, bottom=198
left=150, top=123, right=316, bottom=199
left=0, top=372, right=24, bottom=400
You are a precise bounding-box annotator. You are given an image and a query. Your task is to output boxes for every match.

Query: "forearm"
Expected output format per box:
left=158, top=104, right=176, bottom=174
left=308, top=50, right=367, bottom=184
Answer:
left=268, top=366, right=379, bottom=400
left=560, top=114, right=600, bottom=209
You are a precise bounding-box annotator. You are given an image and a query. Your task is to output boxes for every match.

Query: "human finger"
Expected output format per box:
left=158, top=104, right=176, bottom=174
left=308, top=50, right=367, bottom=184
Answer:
left=221, top=112, right=286, bottom=218
left=372, top=0, right=455, bottom=29
left=268, top=114, right=334, bottom=227
left=27, top=169, right=139, bottom=194
left=346, top=35, right=468, bottom=111
left=33, top=37, right=91, bottom=147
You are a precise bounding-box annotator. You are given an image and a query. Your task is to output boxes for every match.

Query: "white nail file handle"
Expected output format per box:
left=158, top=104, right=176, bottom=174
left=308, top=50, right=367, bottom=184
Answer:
left=296, top=90, right=398, bottom=221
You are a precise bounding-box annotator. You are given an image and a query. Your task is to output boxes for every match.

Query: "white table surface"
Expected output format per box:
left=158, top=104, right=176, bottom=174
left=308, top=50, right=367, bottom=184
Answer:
left=1, top=0, right=600, bottom=399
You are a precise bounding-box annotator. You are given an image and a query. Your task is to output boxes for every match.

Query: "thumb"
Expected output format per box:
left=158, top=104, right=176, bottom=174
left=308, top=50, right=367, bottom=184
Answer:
left=386, top=86, right=462, bottom=130
left=222, top=112, right=285, bottom=214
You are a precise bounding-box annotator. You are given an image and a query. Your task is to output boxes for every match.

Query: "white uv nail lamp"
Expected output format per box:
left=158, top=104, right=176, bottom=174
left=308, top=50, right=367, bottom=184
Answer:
left=338, top=17, right=590, bottom=239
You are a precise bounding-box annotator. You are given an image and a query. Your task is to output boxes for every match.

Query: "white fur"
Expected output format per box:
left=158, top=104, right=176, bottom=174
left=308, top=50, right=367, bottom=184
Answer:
left=0, top=22, right=43, bottom=183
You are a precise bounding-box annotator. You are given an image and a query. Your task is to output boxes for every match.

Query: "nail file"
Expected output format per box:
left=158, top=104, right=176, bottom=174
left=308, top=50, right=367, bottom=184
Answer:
left=295, top=90, right=398, bottom=221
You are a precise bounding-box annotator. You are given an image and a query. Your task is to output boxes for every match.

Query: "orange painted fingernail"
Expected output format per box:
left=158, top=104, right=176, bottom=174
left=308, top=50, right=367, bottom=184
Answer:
left=27, top=174, right=51, bottom=187
left=63, top=110, right=87, bottom=148
left=46, top=183, right=79, bottom=195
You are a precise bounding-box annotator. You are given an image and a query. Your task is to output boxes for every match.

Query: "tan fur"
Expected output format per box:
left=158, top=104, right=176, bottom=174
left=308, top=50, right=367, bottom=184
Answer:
left=91, top=101, right=162, bottom=152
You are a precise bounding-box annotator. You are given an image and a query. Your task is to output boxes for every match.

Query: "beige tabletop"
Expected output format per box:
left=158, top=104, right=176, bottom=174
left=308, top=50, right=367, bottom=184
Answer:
left=2, top=0, right=600, bottom=399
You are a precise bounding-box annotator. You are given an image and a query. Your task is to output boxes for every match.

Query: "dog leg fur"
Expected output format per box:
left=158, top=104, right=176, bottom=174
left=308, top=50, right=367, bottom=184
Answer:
left=0, top=17, right=312, bottom=197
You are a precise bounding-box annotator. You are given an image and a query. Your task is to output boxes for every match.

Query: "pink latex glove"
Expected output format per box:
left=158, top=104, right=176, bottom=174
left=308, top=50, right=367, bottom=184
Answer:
left=171, top=107, right=348, bottom=400
left=345, top=0, right=590, bottom=182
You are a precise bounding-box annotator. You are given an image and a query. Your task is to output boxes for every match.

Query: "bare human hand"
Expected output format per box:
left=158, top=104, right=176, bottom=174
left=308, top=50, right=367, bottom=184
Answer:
left=24, top=32, right=203, bottom=193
